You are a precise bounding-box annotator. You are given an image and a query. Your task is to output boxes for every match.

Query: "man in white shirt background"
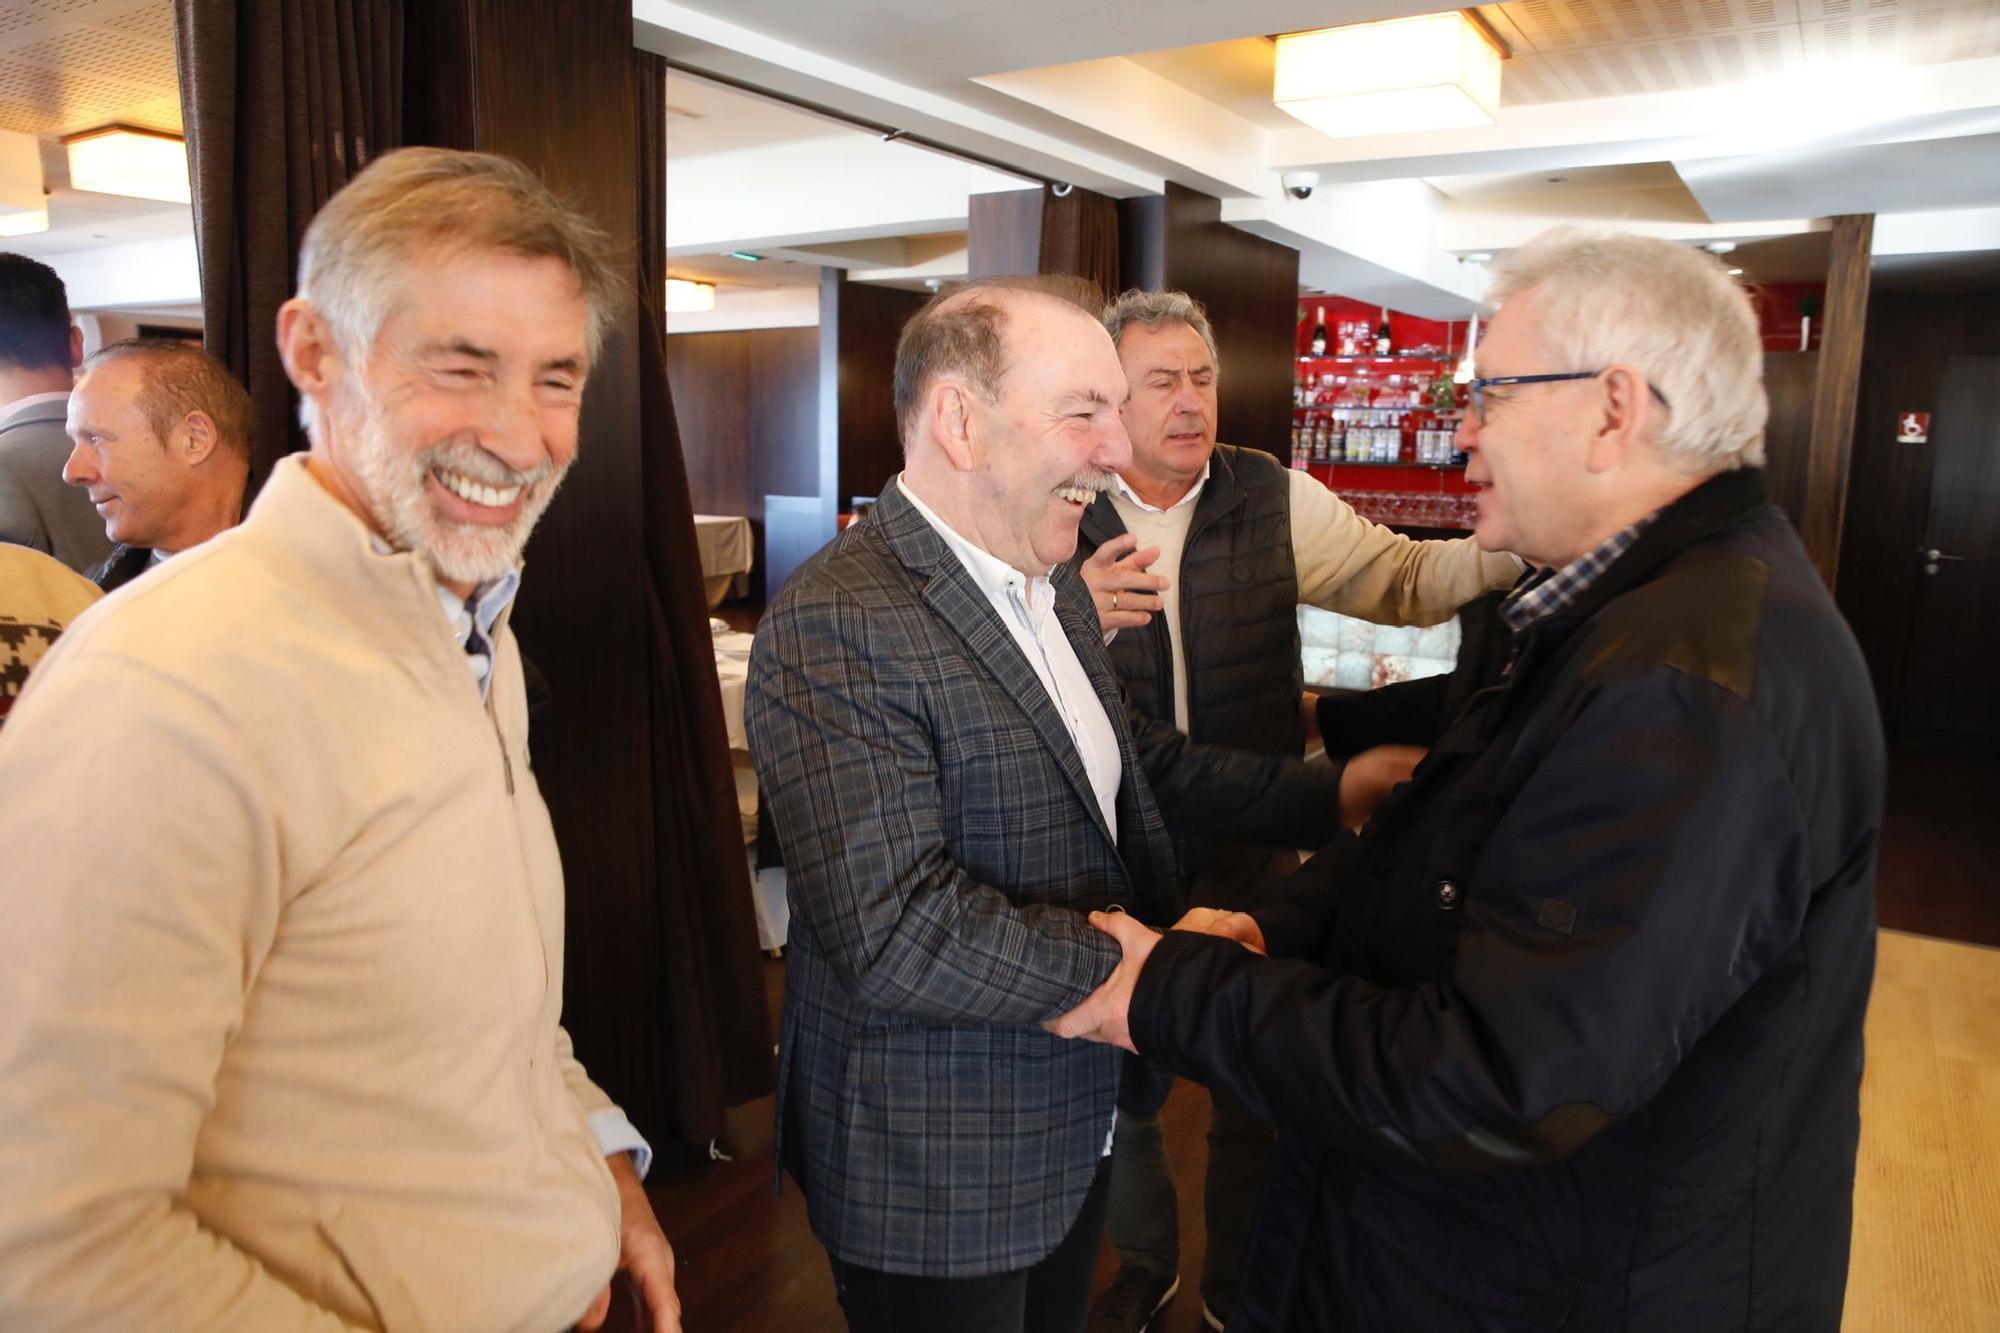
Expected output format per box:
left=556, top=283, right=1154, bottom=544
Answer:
left=1075, top=289, right=1521, bottom=1333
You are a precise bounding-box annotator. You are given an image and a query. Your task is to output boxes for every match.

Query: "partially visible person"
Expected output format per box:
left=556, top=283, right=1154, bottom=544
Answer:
left=0, top=254, right=111, bottom=575
left=1075, top=289, right=1518, bottom=1333
left=0, top=542, right=100, bottom=729
left=1051, top=228, right=1885, bottom=1332
left=0, top=147, right=678, bottom=1332
left=62, top=337, right=251, bottom=591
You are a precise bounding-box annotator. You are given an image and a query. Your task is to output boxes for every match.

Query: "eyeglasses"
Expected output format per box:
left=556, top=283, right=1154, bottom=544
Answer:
left=1464, top=370, right=1672, bottom=426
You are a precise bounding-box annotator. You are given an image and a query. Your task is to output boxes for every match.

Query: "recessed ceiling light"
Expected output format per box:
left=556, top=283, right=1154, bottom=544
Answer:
left=665, top=278, right=716, bottom=313
left=726, top=251, right=764, bottom=262
left=1704, top=241, right=1737, bottom=255
left=0, top=208, right=49, bottom=237
left=1273, top=13, right=1503, bottom=137
left=62, top=126, right=189, bottom=204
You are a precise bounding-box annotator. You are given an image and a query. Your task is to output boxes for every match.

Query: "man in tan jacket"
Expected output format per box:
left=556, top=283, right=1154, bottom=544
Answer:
left=0, top=149, right=678, bottom=1331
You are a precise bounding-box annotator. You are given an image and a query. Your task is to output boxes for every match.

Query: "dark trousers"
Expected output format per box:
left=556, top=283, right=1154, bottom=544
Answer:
left=1105, top=1087, right=1274, bottom=1317
left=827, top=1159, right=1112, bottom=1333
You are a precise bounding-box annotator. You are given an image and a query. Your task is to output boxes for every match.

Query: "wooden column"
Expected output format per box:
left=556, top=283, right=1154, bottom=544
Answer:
left=1801, top=213, right=1874, bottom=589
left=820, top=269, right=926, bottom=513
left=968, top=183, right=1121, bottom=301
left=1119, top=182, right=1301, bottom=463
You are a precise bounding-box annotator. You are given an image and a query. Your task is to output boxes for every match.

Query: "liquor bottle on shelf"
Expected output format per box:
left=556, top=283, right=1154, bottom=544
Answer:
left=1375, top=307, right=1393, bottom=356
left=1310, top=309, right=1327, bottom=356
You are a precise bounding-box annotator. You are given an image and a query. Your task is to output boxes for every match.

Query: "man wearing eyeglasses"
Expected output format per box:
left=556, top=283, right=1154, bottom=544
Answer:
left=1048, top=229, right=1886, bottom=1332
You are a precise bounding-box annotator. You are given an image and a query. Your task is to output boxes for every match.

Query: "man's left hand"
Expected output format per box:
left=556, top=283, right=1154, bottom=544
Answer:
left=1042, top=910, right=1161, bottom=1051
left=577, top=1154, right=682, bottom=1333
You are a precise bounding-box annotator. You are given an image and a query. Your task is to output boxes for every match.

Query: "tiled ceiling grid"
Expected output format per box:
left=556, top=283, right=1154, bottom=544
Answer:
left=0, top=0, right=180, bottom=139
left=1483, top=0, right=2000, bottom=103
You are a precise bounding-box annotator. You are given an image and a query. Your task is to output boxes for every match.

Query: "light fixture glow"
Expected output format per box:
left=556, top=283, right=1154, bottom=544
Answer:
left=1275, top=13, right=1502, bottom=139
left=63, top=126, right=189, bottom=204
left=0, top=207, right=49, bottom=237
left=666, top=278, right=716, bottom=313
left=725, top=251, right=764, bottom=263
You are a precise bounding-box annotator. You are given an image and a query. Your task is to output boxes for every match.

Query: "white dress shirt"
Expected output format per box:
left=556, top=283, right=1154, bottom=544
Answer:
left=899, top=475, right=1122, bottom=840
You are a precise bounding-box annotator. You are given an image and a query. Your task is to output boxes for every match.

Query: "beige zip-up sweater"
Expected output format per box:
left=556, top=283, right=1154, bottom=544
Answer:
left=0, top=456, right=623, bottom=1331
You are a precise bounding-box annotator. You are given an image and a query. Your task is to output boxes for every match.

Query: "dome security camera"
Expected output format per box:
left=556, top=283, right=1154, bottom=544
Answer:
left=1282, top=170, right=1319, bottom=201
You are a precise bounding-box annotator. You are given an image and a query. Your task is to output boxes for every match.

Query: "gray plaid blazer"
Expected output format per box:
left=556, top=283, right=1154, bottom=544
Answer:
left=748, top=480, right=1339, bottom=1278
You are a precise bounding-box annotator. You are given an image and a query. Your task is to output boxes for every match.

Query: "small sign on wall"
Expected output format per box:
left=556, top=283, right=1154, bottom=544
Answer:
left=1897, top=412, right=1931, bottom=444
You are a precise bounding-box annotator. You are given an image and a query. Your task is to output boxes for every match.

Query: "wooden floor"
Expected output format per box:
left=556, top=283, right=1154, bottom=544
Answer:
left=626, top=747, right=2000, bottom=1331
left=1844, top=930, right=2000, bottom=1333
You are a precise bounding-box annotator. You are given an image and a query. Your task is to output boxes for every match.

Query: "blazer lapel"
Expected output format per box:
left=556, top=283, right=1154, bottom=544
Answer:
left=874, top=482, right=1120, bottom=857
left=1051, top=565, right=1176, bottom=889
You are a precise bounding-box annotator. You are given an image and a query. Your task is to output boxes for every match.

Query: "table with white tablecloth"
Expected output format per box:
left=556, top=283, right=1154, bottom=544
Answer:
left=712, top=622, right=786, bottom=951
left=693, top=514, right=753, bottom=608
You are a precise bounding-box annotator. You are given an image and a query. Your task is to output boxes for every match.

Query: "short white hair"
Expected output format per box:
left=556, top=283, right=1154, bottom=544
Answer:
left=1485, top=228, right=1766, bottom=474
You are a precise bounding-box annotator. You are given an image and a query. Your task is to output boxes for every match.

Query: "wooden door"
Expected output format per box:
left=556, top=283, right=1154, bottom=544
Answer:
left=1899, top=355, right=2000, bottom=744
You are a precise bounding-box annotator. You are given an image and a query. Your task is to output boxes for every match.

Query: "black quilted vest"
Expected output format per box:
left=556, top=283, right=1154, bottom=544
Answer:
left=1077, top=445, right=1303, bottom=759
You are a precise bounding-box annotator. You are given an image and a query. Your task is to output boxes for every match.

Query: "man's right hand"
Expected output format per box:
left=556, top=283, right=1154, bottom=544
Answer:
left=1337, top=743, right=1426, bottom=830
left=1081, top=533, right=1168, bottom=633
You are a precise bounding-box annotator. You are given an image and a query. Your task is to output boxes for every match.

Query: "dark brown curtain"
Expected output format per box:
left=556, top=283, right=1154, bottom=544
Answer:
left=173, top=0, right=403, bottom=485
left=635, top=48, right=775, bottom=1135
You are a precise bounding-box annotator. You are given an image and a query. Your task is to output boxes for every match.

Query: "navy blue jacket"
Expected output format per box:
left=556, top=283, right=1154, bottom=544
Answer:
left=1131, top=469, right=1885, bottom=1331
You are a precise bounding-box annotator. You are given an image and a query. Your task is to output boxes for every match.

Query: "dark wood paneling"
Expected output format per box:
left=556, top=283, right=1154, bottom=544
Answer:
left=666, top=327, right=818, bottom=517
left=1118, top=194, right=1165, bottom=293
left=970, top=184, right=1121, bottom=303
left=1041, top=186, right=1120, bottom=304
left=968, top=189, right=1043, bottom=277
left=1895, top=354, right=2000, bottom=744
left=1123, top=182, right=1302, bottom=463
left=827, top=274, right=926, bottom=506
left=1761, top=349, right=1818, bottom=529
left=1801, top=214, right=1873, bottom=587
left=1835, top=289, right=2000, bottom=734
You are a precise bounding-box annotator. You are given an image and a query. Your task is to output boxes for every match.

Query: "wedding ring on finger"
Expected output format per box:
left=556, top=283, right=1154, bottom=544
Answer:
left=1111, top=590, right=1120, bottom=611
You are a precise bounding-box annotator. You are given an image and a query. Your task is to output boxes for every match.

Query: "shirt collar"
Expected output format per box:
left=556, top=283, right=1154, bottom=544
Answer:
left=365, top=534, right=521, bottom=653
left=438, top=569, right=521, bottom=650
left=1501, top=513, right=1660, bottom=634
left=897, top=472, right=1051, bottom=608
left=1111, top=458, right=1210, bottom=515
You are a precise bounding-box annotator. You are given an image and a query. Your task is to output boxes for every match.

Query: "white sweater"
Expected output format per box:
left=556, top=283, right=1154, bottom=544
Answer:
left=0, top=456, right=623, bottom=1331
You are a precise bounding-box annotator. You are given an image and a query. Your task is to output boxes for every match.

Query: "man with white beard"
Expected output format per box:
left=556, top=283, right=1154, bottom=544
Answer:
left=0, top=149, right=680, bottom=1333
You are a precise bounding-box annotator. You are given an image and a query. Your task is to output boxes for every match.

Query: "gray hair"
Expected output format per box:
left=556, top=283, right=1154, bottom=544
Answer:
left=891, top=274, right=1103, bottom=447
left=1484, top=228, right=1766, bottom=474
left=295, top=147, right=622, bottom=436
left=1101, top=289, right=1219, bottom=368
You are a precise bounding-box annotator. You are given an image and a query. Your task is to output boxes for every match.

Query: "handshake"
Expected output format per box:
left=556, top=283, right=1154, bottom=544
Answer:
left=1039, top=905, right=1266, bottom=1052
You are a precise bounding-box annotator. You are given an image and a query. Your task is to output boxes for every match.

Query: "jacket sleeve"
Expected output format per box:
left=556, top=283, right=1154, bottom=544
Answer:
left=0, top=651, right=364, bottom=1331
left=1289, top=469, right=1520, bottom=624
left=746, top=588, right=1120, bottom=1026
left=1128, top=703, right=1342, bottom=852
left=1131, top=669, right=1814, bottom=1172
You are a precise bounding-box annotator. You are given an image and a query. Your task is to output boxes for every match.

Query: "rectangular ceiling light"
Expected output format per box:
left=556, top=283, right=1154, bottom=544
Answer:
left=63, top=126, right=191, bottom=204
left=0, top=208, right=49, bottom=237
left=1275, top=12, right=1502, bottom=139
left=665, top=278, right=716, bottom=313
